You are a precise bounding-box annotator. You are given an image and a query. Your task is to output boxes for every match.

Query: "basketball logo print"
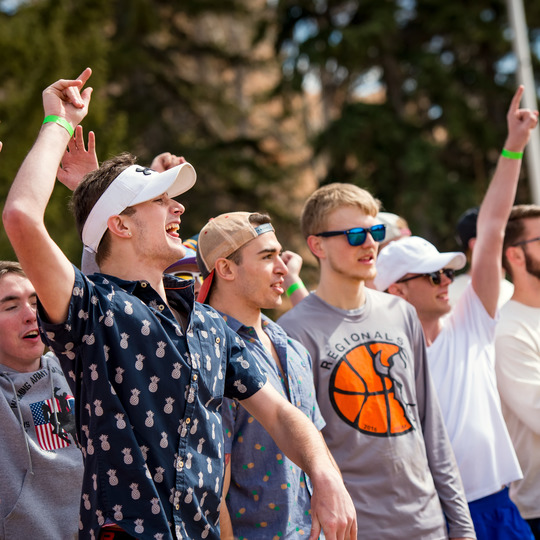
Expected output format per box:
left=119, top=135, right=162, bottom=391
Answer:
left=330, top=341, right=413, bottom=437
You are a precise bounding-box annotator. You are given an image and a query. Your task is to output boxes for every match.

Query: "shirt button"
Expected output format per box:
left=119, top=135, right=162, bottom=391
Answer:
left=192, top=374, right=198, bottom=381
left=175, top=504, right=180, bottom=510
left=186, top=418, right=191, bottom=424
left=141, top=282, right=147, bottom=288
left=215, top=337, right=221, bottom=344
left=158, top=304, right=165, bottom=311
left=178, top=460, right=184, bottom=468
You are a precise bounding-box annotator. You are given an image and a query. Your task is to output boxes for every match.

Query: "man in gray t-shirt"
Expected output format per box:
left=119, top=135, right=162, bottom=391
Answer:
left=0, top=261, right=83, bottom=539
left=278, top=183, right=475, bottom=539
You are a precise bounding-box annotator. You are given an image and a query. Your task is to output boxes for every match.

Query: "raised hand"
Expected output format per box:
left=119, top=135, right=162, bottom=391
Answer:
left=505, top=85, right=539, bottom=152
left=57, top=125, right=98, bottom=190
left=150, top=152, right=186, bottom=172
left=42, top=67, right=93, bottom=132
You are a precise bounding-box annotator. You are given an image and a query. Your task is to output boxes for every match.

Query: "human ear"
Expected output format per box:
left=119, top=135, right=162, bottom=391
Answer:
left=214, top=258, right=236, bottom=282
left=107, top=215, right=131, bottom=240
left=307, top=235, right=325, bottom=259
left=387, top=282, right=407, bottom=300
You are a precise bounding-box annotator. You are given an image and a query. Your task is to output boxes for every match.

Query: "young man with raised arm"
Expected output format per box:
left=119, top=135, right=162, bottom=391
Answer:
left=2, top=69, right=355, bottom=540
left=374, top=87, right=538, bottom=539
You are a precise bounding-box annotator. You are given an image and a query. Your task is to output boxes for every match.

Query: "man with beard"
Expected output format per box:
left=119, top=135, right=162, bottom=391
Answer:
left=495, top=204, right=540, bottom=539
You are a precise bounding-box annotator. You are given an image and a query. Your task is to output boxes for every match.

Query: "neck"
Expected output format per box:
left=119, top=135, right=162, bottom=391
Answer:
left=209, top=293, right=263, bottom=334
left=315, top=271, right=367, bottom=310
left=0, top=356, right=42, bottom=373
left=510, top=273, right=540, bottom=308
left=100, top=258, right=168, bottom=303
left=418, top=315, right=443, bottom=347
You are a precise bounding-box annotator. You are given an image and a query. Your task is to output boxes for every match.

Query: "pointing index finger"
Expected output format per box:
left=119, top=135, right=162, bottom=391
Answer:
left=76, top=67, right=92, bottom=87
left=509, top=85, right=524, bottom=114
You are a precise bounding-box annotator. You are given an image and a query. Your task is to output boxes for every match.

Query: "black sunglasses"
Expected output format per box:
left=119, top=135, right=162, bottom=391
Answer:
left=511, top=235, right=540, bottom=247
left=314, top=224, right=386, bottom=246
left=397, top=268, right=455, bottom=287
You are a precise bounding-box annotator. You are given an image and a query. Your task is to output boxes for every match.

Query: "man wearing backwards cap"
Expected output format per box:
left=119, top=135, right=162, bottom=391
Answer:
left=196, top=212, right=334, bottom=538
left=375, top=86, right=538, bottom=540
left=2, top=70, right=356, bottom=540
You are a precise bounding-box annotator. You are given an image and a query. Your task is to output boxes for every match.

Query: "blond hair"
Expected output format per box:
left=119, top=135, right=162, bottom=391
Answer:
left=301, top=183, right=380, bottom=238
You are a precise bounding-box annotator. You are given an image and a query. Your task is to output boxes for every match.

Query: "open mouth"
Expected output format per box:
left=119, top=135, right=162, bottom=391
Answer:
left=166, top=223, right=180, bottom=238
left=23, top=330, right=40, bottom=340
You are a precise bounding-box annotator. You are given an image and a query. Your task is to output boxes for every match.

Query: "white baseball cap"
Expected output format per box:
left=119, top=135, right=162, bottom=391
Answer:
left=374, top=236, right=466, bottom=291
left=82, top=163, right=196, bottom=253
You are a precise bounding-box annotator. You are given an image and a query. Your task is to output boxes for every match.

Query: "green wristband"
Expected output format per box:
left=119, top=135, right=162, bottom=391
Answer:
left=43, top=115, right=74, bottom=137
left=501, top=148, right=523, bottom=160
left=286, top=280, right=305, bottom=297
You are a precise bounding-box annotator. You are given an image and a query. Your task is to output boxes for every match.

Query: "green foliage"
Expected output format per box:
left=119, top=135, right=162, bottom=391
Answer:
left=276, top=0, right=540, bottom=249
left=1, top=0, right=540, bottom=267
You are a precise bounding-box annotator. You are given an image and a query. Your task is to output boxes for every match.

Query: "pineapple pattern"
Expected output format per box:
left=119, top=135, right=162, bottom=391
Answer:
left=38, top=269, right=266, bottom=540
left=220, top=314, right=323, bottom=539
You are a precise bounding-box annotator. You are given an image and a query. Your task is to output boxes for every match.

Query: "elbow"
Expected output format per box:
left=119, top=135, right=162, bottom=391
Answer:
left=2, top=204, right=39, bottom=242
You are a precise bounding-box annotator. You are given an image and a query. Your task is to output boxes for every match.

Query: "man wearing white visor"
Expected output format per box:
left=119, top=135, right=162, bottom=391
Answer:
left=375, top=87, right=538, bottom=539
left=3, top=69, right=356, bottom=540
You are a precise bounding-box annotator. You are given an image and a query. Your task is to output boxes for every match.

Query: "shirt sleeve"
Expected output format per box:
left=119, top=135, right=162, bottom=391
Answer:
left=223, top=324, right=267, bottom=401
left=411, top=309, right=476, bottom=539
left=37, top=266, right=94, bottom=362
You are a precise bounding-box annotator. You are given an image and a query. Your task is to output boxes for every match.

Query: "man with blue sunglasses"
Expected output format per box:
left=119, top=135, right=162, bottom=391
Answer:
left=279, top=182, right=474, bottom=539
left=375, top=86, right=538, bottom=540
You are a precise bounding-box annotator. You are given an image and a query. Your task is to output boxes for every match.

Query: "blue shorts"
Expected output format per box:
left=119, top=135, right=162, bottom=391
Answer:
left=468, top=487, right=534, bottom=540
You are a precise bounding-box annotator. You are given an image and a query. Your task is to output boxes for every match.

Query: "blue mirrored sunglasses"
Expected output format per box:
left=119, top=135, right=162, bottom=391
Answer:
left=315, top=224, right=386, bottom=246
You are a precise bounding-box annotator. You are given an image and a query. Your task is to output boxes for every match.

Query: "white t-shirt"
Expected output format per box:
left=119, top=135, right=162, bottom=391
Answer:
left=448, top=273, right=514, bottom=309
left=427, top=284, right=522, bottom=502
left=495, top=300, right=540, bottom=519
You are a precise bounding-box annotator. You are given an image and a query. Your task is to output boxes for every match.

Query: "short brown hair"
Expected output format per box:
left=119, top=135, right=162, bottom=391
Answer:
left=0, top=261, right=26, bottom=281
left=301, top=183, right=380, bottom=238
left=69, top=153, right=136, bottom=266
left=503, top=204, right=540, bottom=275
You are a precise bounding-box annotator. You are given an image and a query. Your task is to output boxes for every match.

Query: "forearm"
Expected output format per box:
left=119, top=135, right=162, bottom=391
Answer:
left=241, top=384, right=356, bottom=539
left=4, top=124, right=70, bottom=233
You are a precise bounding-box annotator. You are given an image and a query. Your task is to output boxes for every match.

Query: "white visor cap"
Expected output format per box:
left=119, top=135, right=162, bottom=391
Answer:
left=82, top=163, right=196, bottom=253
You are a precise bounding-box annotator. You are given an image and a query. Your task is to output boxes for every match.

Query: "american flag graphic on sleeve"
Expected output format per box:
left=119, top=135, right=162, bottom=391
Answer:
left=29, top=398, right=71, bottom=451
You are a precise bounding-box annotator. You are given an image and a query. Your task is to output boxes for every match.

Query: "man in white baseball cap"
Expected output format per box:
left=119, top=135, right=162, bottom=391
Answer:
left=375, top=86, right=538, bottom=540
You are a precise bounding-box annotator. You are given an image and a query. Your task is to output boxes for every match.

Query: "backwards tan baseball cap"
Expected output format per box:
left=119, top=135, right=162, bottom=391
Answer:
left=196, top=212, right=274, bottom=302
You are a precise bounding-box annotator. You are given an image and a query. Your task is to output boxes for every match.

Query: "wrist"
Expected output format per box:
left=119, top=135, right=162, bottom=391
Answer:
left=501, top=147, right=523, bottom=160
left=43, top=115, right=74, bottom=138
left=286, top=280, right=306, bottom=298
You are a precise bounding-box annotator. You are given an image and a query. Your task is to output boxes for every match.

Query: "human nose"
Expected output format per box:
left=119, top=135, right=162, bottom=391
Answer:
left=171, top=199, right=185, bottom=215
left=363, top=230, right=377, bottom=247
left=276, top=256, right=289, bottom=276
left=439, top=270, right=452, bottom=286
left=23, top=303, right=37, bottom=324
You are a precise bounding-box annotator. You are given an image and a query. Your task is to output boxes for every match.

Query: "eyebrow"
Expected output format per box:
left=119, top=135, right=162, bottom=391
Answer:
left=257, top=247, right=280, bottom=255
left=0, top=293, right=37, bottom=304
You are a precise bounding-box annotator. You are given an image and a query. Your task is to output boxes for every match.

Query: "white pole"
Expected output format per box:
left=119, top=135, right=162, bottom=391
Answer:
left=506, top=0, right=540, bottom=204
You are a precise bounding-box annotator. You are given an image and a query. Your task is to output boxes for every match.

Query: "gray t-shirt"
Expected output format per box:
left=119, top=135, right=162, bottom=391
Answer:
left=278, top=290, right=475, bottom=539
left=0, top=352, right=83, bottom=539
